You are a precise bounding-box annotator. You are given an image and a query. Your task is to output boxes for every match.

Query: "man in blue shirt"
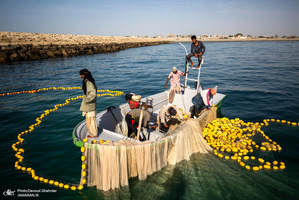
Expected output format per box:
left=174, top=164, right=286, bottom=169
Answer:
left=186, top=35, right=206, bottom=69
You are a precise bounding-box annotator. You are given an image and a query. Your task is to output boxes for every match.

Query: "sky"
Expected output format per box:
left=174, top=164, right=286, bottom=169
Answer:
left=1, top=0, right=299, bottom=37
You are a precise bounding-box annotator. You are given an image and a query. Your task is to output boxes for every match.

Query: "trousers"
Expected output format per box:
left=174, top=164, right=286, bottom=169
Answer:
left=83, top=111, right=98, bottom=137
left=186, top=53, right=202, bottom=65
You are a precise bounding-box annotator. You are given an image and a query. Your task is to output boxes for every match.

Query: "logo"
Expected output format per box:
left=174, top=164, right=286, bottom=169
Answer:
left=3, top=189, right=15, bottom=196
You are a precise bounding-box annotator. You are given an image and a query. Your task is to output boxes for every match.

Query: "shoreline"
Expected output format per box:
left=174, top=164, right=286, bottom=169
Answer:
left=1, top=32, right=298, bottom=63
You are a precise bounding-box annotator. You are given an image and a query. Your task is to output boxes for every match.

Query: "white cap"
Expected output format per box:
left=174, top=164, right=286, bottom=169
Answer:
left=172, top=67, right=177, bottom=72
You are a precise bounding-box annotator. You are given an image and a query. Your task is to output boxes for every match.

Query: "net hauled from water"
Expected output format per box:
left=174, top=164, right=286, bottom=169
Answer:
left=82, top=107, right=217, bottom=191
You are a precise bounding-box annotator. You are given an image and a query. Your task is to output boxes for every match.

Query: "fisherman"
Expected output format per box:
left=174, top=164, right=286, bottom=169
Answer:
left=125, top=108, right=152, bottom=141
left=125, top=93, right=141, bottom=109
left=79, top=69, right=98, bottom=138
left=159, top=104, right=184, bottom=133
left=201, top=88, right=217, bottom=107
left=186, top=35, right=206, bottom=69
left=190, top=88, right=217, bottom=117
left=164, top=67, right=188, bottom=103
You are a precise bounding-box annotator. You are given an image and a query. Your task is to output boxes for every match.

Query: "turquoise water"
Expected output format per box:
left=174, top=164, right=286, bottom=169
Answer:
left=0, top=42, right=299, bottom=200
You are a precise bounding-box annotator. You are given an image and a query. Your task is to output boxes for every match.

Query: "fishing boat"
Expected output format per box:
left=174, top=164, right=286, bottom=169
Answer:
left=73, top=62, right=225, bottom=147
left=72, top=44, right=226, bottom=191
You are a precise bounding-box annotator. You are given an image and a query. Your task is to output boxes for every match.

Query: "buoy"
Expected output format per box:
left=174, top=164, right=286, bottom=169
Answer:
left=243, top=156, right=249, bottom=161
left=239, top=162, right=245, bottom=167
left=81, top=155, right=86, bottom=162
left=83, top=138, right=88, bottom=143
left=49, top=180, right=54, bottom=185
left=64, top=184, right=70, bottom=189
left=78, top=185, right=84, bottom=190
left=54, top=181, right=59, bottom=186
left=280, top=165, right=286, bottom=170
left=82, top=164, right=86, bottom=170
left=258, top=158, right=264, bottom=163
left=82, top=171, right=86, bottom=177
left=71, top=186, right=76, bottom=191
left=245, top=165, right=250, bottom=170
left=260, top=146, right=266, bottom=151
left=59, top=183, right=64, bottom=188
left=264, top=165, right=271, bottom=170
left=265, top=161, right=271, bottom=166
left=252, top=166, right=259, bottom=171
left=82, top=179, right=86, bottom=184
left=81, top=147, right=85, bottom=153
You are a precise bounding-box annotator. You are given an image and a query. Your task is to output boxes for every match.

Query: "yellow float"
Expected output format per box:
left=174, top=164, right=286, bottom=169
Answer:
left=203, top=117, right=288, bottom=171
left=5, top=86, right=124, bottom=191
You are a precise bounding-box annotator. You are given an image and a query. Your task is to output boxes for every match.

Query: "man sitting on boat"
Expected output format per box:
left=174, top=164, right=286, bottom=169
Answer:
left=186, top=35, right=206, bottom=69
left=125, top=108, right=151, bottom=141
left=190, top=88, right=217, bottom=118
left=164, top=67, right=187, bottom=103
left=159, top=105, right=184, bottom=133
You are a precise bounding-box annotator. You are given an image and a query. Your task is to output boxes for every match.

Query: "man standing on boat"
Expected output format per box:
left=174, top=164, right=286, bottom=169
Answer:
left=79, top=69, right=98, bottom=138
left=186, top=35, right=206, bottom=69
left=164, top=67, right=187, bottom=103
left=125, top=108, right=151, bottom=141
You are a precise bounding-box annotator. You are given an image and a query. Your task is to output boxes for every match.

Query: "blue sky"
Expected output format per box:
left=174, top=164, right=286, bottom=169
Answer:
left=1, top=0, right=299, bottom=37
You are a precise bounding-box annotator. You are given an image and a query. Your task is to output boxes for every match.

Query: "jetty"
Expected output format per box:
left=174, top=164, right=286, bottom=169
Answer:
left=0, top=32, right=172, bottom=62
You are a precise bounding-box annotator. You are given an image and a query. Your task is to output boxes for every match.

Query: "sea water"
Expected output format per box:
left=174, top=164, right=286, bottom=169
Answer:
left=0, top=41, right=298, bottom=200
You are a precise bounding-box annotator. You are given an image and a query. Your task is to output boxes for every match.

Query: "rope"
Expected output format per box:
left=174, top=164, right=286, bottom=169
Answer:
left=8, top=87, right=123, bottom=191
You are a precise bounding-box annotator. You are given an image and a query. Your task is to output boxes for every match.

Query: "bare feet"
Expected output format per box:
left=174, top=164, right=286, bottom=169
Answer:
left=196, top=65, right=200, bottom=69
left=190, top=62, right=194, bottom=68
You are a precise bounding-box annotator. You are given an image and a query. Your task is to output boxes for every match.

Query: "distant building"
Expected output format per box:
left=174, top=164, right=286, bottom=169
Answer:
left=155, top=35, right=164, bottom=38
left=167, top=33, right=175, bottom=38
left=201, top=34, right=213, bottom=39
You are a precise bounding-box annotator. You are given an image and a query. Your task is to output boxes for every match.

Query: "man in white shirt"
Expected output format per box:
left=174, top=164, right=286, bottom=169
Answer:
left=164, top=67, right=187, bottom=103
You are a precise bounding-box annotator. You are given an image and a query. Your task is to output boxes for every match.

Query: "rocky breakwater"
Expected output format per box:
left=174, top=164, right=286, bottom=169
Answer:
left=0, top=32, right=172, bottom=63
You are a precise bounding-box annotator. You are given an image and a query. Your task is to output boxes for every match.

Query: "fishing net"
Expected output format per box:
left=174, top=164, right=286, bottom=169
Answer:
left=82, top=107, right=216, bottom=191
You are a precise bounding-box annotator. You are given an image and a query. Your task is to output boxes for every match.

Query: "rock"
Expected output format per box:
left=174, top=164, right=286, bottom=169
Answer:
left=0, top=52, right=8, bottom=60
left=61, top=48, right=68, bottom=57
left=9, top=52, right=18, bottom=61
left=46, top=50, right=55, bottom=58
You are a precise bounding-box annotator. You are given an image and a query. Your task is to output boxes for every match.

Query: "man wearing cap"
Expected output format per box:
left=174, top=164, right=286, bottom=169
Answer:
left=159, top=104, right=184, bottom=133
left=186, top=35, right=206, bottom=69
left=164, top=67, right=188, bottom=103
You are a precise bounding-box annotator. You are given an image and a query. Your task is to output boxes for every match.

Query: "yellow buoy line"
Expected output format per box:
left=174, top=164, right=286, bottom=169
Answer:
left=203, top=117, right=298, bottom=171
left=0, top=87, right=123, bottom=97
left=8, top=87, right=123, bottom=191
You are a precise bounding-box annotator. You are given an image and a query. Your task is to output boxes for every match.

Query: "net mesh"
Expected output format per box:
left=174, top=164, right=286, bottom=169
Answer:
left=82, top=107, right=216, bottom=191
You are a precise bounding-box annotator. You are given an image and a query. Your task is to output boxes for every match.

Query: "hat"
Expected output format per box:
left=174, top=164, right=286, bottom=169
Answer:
left=131, top=95, right=141, bottom=101
left=168, top=107, right=177, bottom=115
left=172, top=67, right=177, bottom=72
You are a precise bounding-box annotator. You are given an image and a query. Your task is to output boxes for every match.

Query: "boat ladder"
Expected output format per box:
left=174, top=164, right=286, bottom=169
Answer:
left=183, top=57, right=204, bottom=93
